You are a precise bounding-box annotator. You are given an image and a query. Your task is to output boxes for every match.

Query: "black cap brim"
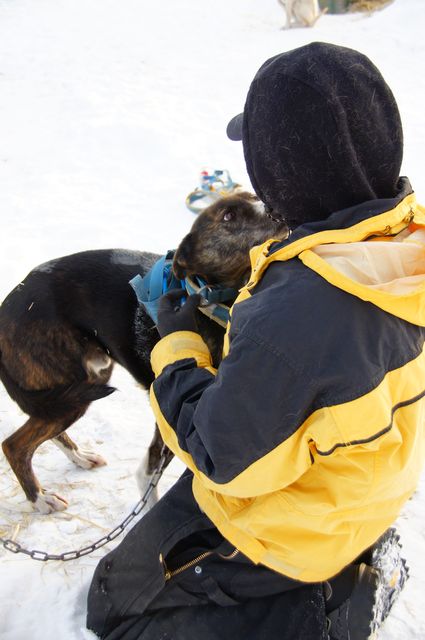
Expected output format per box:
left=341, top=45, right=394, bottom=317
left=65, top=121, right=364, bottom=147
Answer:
left=226, top=113, right=243, bottom=141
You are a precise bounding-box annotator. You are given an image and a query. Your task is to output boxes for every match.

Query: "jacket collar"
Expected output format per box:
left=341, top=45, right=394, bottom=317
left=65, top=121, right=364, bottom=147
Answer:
left=244, top=178, right=424, bottom=292
left=269, top=177, right=413, bottom=255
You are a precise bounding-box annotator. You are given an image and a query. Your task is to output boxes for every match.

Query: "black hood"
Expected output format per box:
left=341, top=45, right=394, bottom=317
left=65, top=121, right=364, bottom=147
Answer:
left=229, top=42, right=403, bottom=229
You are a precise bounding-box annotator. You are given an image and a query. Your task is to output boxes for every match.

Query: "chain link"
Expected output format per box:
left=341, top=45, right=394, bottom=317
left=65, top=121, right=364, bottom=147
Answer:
left=0, top=451, right=168, bottom=562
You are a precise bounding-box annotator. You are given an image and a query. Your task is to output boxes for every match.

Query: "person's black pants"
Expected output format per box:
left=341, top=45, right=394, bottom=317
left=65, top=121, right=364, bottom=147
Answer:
left=87, top=471, right=327, bottom=640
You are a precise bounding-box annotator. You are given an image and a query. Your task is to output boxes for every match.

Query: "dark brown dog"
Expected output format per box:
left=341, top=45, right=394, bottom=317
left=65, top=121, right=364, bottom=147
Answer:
left=0, top=192, right=287, bottom=513
left=0, top=250, right=166, bottom=512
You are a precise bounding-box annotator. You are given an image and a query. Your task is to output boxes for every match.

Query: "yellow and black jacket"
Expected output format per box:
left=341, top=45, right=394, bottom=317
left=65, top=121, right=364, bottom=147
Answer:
left=150, top=180, right=425, bottom=583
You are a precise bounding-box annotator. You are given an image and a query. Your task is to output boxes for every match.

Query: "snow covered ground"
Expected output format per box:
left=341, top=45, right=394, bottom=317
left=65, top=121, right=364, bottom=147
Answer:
left=0, top=0, right=424, bottom=637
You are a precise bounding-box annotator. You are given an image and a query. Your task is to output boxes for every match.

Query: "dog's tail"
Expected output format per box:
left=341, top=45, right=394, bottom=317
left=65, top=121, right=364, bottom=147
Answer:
left=0, top=355, right=115, bottom=420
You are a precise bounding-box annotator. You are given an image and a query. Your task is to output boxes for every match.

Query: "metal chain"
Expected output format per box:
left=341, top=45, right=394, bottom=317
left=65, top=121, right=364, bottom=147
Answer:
left=0, top=451, right=168, bottom=562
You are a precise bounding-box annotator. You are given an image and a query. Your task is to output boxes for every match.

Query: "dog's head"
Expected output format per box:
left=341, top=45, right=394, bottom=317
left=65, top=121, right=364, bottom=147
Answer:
left=173, top=192, right=288, bottom=289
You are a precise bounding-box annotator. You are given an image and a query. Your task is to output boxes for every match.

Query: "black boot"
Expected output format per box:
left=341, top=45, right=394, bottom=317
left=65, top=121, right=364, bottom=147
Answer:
left=326, top=528, right=409, bottom=640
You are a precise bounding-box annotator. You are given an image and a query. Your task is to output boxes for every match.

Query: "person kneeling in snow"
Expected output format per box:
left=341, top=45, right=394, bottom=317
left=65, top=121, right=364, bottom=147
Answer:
left=87, top=42, right=424, bottom=640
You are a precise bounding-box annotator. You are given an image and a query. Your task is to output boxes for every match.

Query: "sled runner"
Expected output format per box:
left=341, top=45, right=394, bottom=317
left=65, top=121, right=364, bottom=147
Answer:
left=185, top=169, right=241, bottom=213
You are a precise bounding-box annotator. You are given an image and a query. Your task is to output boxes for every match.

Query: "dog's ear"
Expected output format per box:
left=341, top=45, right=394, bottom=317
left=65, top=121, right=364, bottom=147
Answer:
left=173, top=233, right=193, bottom=279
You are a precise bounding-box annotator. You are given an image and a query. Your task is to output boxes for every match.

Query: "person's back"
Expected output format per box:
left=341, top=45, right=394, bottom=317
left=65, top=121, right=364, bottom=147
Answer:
left=154, top=41, right=425, bottom=582
left=190, top=176, right=425, bottom=581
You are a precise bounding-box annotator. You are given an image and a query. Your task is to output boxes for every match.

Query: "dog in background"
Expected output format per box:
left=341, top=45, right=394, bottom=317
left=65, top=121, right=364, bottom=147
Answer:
left=0, top=193, right=287, bottom=513
left=277, top=0, right=327, bottom=28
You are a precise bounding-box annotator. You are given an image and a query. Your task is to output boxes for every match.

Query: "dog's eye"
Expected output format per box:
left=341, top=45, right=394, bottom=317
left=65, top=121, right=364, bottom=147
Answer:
left=223, top=210, right=234, bottom=222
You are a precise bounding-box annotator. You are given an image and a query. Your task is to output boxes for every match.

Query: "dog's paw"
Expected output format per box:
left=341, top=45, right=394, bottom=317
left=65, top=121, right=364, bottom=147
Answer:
left=34, top=490, right=68, bottom=514
left=70, top=449, right=108, bottom=469
left=54, top=436, right=107, bottom=468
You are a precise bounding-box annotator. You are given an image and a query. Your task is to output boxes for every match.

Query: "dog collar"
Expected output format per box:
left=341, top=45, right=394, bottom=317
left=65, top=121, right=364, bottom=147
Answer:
left=129, top=251, right=237, bottom=328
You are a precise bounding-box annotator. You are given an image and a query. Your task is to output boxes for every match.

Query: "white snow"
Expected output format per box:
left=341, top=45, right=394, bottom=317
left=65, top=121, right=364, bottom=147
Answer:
left=0, top=0, right=424, bottom=638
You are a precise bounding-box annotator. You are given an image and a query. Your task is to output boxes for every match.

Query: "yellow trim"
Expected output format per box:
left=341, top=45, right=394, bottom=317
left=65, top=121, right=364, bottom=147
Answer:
left=193, top=476, right=412, bottom=582
left=151, top=384, right=314, bottom=496
left=242, top=193, right=420, bottom=293
left=226, top=196, right=425, bottom=356
left=150, top=331, right=216, bottom=377
left=298, top=249, right=425, bottom=326
left=152, top=341, right=425, bottom=489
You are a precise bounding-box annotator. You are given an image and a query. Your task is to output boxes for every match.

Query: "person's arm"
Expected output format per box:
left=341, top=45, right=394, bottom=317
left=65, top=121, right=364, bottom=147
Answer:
left=150, top=307, right=314, bottom=498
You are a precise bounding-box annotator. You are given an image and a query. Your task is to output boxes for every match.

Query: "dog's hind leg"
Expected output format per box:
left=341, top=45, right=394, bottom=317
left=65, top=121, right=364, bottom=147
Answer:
left=50, top=340, right=113, bottom=469
left=2, top=410, right=87, bottom=513
left=53, top=432, right=107, bottom=469
left=307, top=7, right=327, bottom=27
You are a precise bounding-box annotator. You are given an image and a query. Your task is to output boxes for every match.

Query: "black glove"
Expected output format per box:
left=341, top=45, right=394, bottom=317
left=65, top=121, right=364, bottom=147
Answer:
left=156, top=289, right=201, bottom=338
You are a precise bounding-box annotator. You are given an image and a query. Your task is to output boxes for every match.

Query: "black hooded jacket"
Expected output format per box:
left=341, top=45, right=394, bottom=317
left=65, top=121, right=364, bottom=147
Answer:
left=87, top=43, right=423, bottom=640
left=146, top=42, right=425, bottom=582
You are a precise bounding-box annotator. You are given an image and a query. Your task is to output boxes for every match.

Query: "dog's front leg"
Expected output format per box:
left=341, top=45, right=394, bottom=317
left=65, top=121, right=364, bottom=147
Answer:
left=279, top=0, right=294, bottom=28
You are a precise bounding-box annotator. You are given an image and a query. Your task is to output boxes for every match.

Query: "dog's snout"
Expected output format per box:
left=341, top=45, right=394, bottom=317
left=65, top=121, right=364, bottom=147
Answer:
left=173, top=233, right=194, bottom=279
left=172, top=254, right=187, bottom=280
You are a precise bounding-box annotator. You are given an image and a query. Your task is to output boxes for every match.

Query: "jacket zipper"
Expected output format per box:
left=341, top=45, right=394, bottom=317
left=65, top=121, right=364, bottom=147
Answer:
left=162, top=547, right=239, bottom=581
